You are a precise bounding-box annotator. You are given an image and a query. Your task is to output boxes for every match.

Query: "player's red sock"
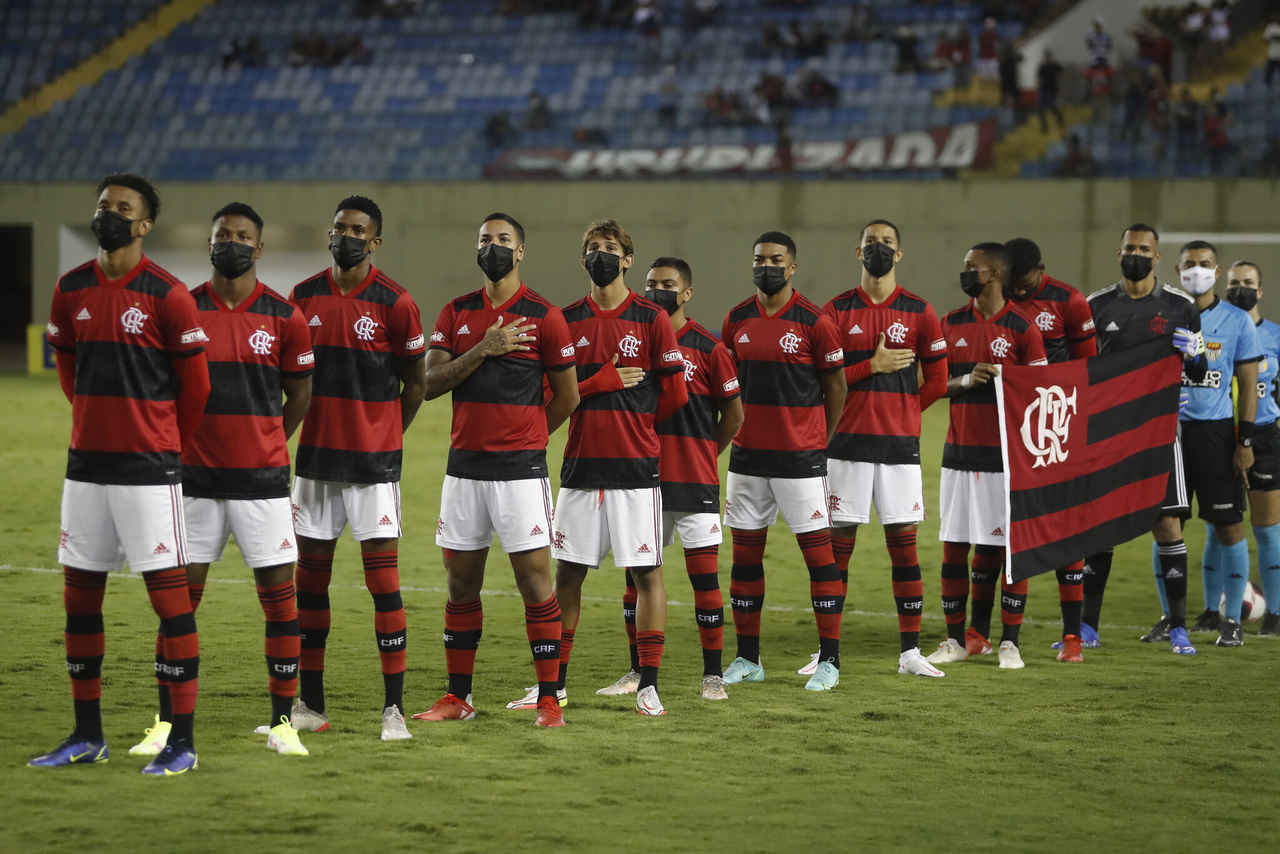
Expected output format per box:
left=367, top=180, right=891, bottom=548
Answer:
left=145, top=568, right=198, bottom=745
left=684, top=545, right=723, bottom=676
left=887, top=528, right=924, bottom=652
left=729, top=528, right=767, bottom=663
left=941, top=542, right=970, bottom=643
left=524, top=595, right=562, bottom=699
left=970, top=545, right=1001, bottom=639
left=64, top=568, right=106, bottom=740
left=188, top=582, right=206, bottom=610
left=443, top=598, right=482, bottom=699
left=154, top=579, right=205, bottom=724
left=363, top=549, right=406, bottom=712
left=1000, top=574, right=1029, bottom=645
left=557, top=612, right=580, bottom=690
left=1056, top=560, right=1084, bottom=637
left=623, top=570, right=639, bottom=672
left=257, top=579, right=299, bottom=726
left=295, top=550, right=333, bottom=713
left=832, top=530, right=856, bottom=599
left=636, top=630, right=665, bottom=690
left=798, top=528, right=842, bottom=666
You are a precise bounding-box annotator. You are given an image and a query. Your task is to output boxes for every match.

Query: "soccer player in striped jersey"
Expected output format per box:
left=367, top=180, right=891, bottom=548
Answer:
left=32, top=174, right=210, bottom=775
left=1004, top=237, right=1097, bottom=663
left=720, top=232, right=848, bottom=692
left=415, top=213, right=577, bottom=727
left=596, top=257, right=743, bottom=701
left=930, top=242, right=1047, bottom=671
left=1225, top=261, right=1280, bottom=635
left=820, top=220, right=948, bottom=678
left=289, top=196, right=427, bottom=741
left=127, top=203, right=314, bottom=758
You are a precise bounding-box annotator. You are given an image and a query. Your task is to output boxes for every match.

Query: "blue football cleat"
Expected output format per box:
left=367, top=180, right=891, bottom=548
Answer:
left=140, top=743, right=198, bottom=776
left=28, top=735, right=109, bottom=767
left=1169, top=626, right=1197, bottom=656
left=1080, top=622, right=1101, bottom=648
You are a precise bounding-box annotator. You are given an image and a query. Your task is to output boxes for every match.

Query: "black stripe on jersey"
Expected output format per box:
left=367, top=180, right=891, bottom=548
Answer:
left=361, top=278, right=402, bottom=307
left=561, top=299, right=593, bottom=323
left=194, top=290, right=218, bottom=311
left=310, top=345, right=400, bottom=402
left=183, top=464, right=290, bottom=499
left=57, top=263, right=96, bottom=292
left=292, top=275, right=329, bottom=300
left=850, top=366, right=919, bottom=395
left=74, top=340, right=175, bottom=401
left=727, top=300, right=758, bottom=324
left=126, top=272, right=176, bottom=299
left=451, top=292, right=484, bottom=311
left=1043, top=336, right=1070, bottom=364
left=737, top=361, right=823, bottom=407
left=246, top=291, right=296, bottom=318
left=941, top=443, right=1002, bottom=472
left=560, top=455, right=660, bottom=490
left=446, top=448, right=548, bottom=481
left=832, top=290, right=929, bottom=315
left=206, top=361, right=282, bottom=416
left=950, top=385, right=997, bottom=406
left=780, top=300, right=820, bottom=325
left=829, top=432, right=921, bottom=464
left=657, top=394, right=717, bottom=439
left=452, top=357, right=544, bottom=407
left=67, top=449, right=181, bottom=485
left=949, top=360, right=976, bottom=377
left=621, top=299, right=662, bottom=324
left=296, top=446, right=402, bottom=484
left=661, top=481, right=721, bottom=513
left=729, top=446, right=827, bottom=478
left=510, top=296, right=551, bottom=319
left=575, top=373, right=660, bottom=413
left=679, top=325, right=718, bottom=354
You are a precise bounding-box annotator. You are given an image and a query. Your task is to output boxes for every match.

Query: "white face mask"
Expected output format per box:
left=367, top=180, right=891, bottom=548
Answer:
left=1180, top=265, right=1217, bottom=296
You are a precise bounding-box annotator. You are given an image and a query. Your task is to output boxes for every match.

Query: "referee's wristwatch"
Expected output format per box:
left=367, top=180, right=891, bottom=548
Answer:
left=1239, top=421, right=1256, bottom=448
left=1239, top=436, right=1254, bottom=448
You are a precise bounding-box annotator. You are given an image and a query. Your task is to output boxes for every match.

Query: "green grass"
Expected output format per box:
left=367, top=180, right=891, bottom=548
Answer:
left=2, top=374, right=1278, bottom=852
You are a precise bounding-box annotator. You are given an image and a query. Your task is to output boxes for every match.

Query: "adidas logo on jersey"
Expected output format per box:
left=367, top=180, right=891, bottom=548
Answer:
left=530, top=524, right=544, bottom=536
left=76, top=307, right=91, bottom=321
left=955, top=337, right=968, bottom=347
left=637, top=543, right=651, bottom=553
left=577, top=336, right=589, bottom=347
left=737, top=333, right=750, bottom=343
left=153, top=543, right=169, bottom=554
left=308, top=315, right=322, bottom=327
left=378, top=514, right=394, bottom=526
left=849, top=323, right=863, bottom=335
left=458, top=323, right=471, bottom=335
left=1105, top=321, right=1120, bottom=332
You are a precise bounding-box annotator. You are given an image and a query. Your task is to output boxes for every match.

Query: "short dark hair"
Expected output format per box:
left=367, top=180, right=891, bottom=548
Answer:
left=1122, top=222, right=1160, bottom=243
left=482, top=212, right=525, bottom=245
left=211, top=201, right=264, bottom=237
left=1231, top=260, right=1263, bottom=285
left=971, top=241, right=1012, bottom=280
left=1005, top=237, right=1043, bottom=278
left=581, top=219, right=635, bottom=258
left=754, top=231, right=797, bottom=259
left=648, top=256, right=693, bottom=288
left=1180, top=239, right=1218, bottom=259
left=97, top=173, right=160, bottom=221
left=335, top=195, right=382, bottom=236
left=862, top=219, right=901, bottom=244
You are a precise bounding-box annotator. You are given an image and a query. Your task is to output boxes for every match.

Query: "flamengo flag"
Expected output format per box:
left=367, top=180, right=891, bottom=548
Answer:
left=995, top=338, right=1182, bottom=582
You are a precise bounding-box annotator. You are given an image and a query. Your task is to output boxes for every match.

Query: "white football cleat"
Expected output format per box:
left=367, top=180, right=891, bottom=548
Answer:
left=797, top=651, right=820, bottom=675
left=266, top=717, right=309, bottom=756
left=700, top=674, right=728, bottom=701
left=290, top=698, right=330, bottom=732
left=898, top=647, right=946, bottom=677
left=926, top=638, right=969, bottom=664
left=997, top=640, right=1026, bottom=670
left=635, top=685, right=667, bottom=716
left=506, top=684, right=567, bottom=710
left=596, top=670, right=640, bottom=695
left=127, top=715, right=171, bottom=757
left=380, top=705, right=413, bottom=741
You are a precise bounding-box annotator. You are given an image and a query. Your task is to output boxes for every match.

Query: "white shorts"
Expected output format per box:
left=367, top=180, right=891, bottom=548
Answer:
left=551, top=486, right=663, bottom=568
left=184, top=496, right=298, bottom=569
left=57, top=480, right=187, bottom=573
left=938, top=468, right=1007, bottom=547
left=723, top=472, right=831, bottom=534
left=827, top=459, right=925, bottom=526
left=662, top=511, right=723, bottom=549
left=291, top=477, right=402, bottom=542
left=436, top=476, right=554, bottom=553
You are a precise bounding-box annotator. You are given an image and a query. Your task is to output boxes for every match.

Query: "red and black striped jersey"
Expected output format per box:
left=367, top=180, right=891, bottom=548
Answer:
left=721, top=289, right=844, bottom=478
left=290, top=266, right=425, bottom=484
left=823, top=284, right=947, bottom=464
left=182, top=281, right=313, bottom=499
left=47, top=256, right=207, bottom=485
left=1014, top=273, right=1097, bottom=363
left=430, top=282, right=575, bottom=481
left=657, top=320, right=740, bottom=513
left=941, top=300, right=1047, bottom=472
left=561, top=291, right=684, bottom=490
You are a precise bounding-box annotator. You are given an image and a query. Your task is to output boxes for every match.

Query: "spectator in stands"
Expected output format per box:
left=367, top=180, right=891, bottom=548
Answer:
left=1145, top=65, right=1171, bottom=153
left=634, top=0, right=663, bottom=37
left=703, top=88, right=749, bottom=125
left=1055, top=133, right=1098, bottom=178
left=894, top=26, right=923, bottom=74
left=656, top=65, right=680, bottom=127
left=795, top=62, right=838, bottom=107
left=1121, top=68, right=1147, bottom=142
left=839, top=3, right=876, bottom=43
left=1173, top=86, right=1200, bottom=161
left=977, top=18, right=1000, bottom=80
left=525, top=91, right=551, bottom=131
left=1267, top=18, right=1280, bottom=88
left=935, top=26, right=972, bottom=88
left=1207, top=0, right=1230, bottom=55
left=573, top=126, right=610, bottom=145
left=1181, top=2, right=1206, bottom=70
left=485, top=111, right=519, bottom=148
left=684, top=0, right=720, bottom=33
left=1085, top=17, right=1112, bottom=69
left=1084, top=57, right=1115, bottom=103
left=775, top=119, right=794, bottom=173
left=998, top=40, right=1023, bottom=118
left=797, top=22, right=829, bottom=59
left=1132, top=22, right=1173, bottom=84
left=1037, top=49, right=1063, bottom=133
left=1204, top=98, right=1232, bottom=174
left=221, top=36, right=265, bottom=70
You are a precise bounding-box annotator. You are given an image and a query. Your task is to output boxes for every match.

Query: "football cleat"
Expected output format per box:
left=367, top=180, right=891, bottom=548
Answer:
left=412, top=693, right=476, bottom=721
left=28, top=735, right=108, bottom=768
left=797, top=651, right=820, bottom=675
left=700, top=674, right=728, bottom=701
left=1190, top=608, right=1220, bottom=634
left=1215, top=618, right=1244, bottom=648
left=635, top=685, right=667, bottom=716
left=997, top=640, right=1025, bottom=670
left=595, top=669, right=640, bottom=696
left=140, top=743, right=197, bottom=776
left=380, top=705, right=413, bottom=741
left=1139, top=616, right=1171, bottom=643
left=898, top=647, right=946, bottom=677
left=127, top=715, right=171, bottom=757
left=534, top=696, right=565, bottom=727
left=1055, top=634, right=1084, bottom=662
left=926, top=638, right=969, bottom=664
left=290, top=699, right=330, bottom=733
left=1169, top=626, right=1197, bottom=655
left=266, top=717, right=309, bottom=756
left=722, top=656, right=765, bottom=684
left=1080, top=622, right=1101, bottom=648
left=803, top=661, right=839, bottom=691
left=964, top=627, right=993, bottom=657
left=1260, top=612, right=1280, bottom=636
left=506, top=684, right=567, bottom=710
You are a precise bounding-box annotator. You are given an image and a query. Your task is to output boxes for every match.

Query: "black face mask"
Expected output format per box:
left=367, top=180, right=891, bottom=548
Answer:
left=753, top=266, right=788, bottom=296
left=477, top=244, right=515, bottom=283
left=861, top=243, right=896, bottom=279
left=92, top=210, right=136, bottom=252
left=210, top=241, right=256, bottom=279
left=960, top=270, right=985, bottom=298
left=644, top=288, right=680, bottom=315
left=1121, top=254, right=1153, bottom=282
left=584, top=250, right=621, bottom=286
left=1226, top=286, right=1259, bottom=312
left=330, top=235, right=369, bottom=271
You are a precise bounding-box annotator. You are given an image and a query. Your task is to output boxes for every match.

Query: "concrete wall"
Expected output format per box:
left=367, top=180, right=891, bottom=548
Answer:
left=6, top=179, right=1280, bottom=329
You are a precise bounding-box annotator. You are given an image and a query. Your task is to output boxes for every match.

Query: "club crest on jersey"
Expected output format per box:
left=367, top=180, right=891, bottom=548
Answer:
left=618, top=333, right=642, bottom=358
left=1205, top=340, right=1222, bottom=361
left=683, top=357, right=696, bottom=382
left=1034, top=311, right=1056, bottom=333
left=779, top=331, right=802, bottom=354
left=248, top=328, right=276, bottom=355
left=120, top=305, right=149, bottom=334
left=1149, top=314, right=1168, bottom=335
left=354, top=313, right=379, bottom=341
left=886, top=321, right=908, bottom=343
left=1020, top=384, right=1077, bottom=468
left=989, top=336, right=1011, bottom=359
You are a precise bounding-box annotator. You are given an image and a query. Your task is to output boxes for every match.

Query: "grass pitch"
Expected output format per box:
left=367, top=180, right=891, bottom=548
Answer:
left=2, top=374, right=1278, bottom=852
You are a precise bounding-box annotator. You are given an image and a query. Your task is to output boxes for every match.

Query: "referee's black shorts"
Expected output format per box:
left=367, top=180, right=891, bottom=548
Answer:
left=1247, top=421, right=1280, bottom=492
left=1180, top=418, right=1245, bottom=524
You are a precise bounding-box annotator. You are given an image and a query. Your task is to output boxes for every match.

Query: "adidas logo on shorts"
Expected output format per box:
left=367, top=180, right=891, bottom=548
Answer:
left=912, top=502, right=921, bottom=511
left=710, top=523, right=720, bottom=533
left=530, top=524, right=544, bottom=536
left=991, top=527, right=1003, bottom=536
left=637, top=544, right=651, bottom=553
left=153, top=543, right=169, bottom=554
left=379, top=515, right=394, bottom=526
left=279, top=538, right=292, bottom=550
left=810, top=510, right=824, bottom=520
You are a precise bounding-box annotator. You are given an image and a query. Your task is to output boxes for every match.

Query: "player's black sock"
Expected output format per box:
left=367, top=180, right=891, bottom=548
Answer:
left=158, top=683, right=172, bottom=723
left=638, top=666, right=658, bottom=691
left=74, top=699, right=103, bottom=742
left=702, top=648, right=722, bottom=677
left=170, top=713, right=194, bottom=747
left=1056, top=563, right=1084, bottom=637
left=300, top=670, right=325, bottom=715
left=384, top=671, right=405, bottom=713
left=623, top=570, right=639, bottom=672
left=818, top=636, right=840, bottom=670
left=1081, top=550, right=1113, bottom=630
left=1158, top=540, right=1189, bottom=628
left=271, top=693, right=292, bottom=725
left=1000, top=577, right=1028, bottom=645
left=737, top=635, right=761, bottom=664
left=969, top=562, right=998, bottom=639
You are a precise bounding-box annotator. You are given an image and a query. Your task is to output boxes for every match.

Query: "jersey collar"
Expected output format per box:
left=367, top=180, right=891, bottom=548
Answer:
left=204, top=279, right=265, bottom=312
left=857, top=283, right=901, bottom=307
left=93, top=254, right=148, bottom=289
left=483, top=280, right=527, bottom=314
left=756, top=288, right=799, bottom=318
left=587, top=289, right=635, bottom=318
left=326, top=264, right=378, bottom=298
